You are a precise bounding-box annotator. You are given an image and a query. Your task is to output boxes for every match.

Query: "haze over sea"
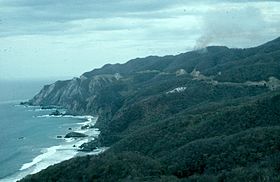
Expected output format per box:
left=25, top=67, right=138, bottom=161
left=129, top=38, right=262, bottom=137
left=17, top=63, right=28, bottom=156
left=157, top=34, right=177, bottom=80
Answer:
left=0, top=80, right=98, bottom=181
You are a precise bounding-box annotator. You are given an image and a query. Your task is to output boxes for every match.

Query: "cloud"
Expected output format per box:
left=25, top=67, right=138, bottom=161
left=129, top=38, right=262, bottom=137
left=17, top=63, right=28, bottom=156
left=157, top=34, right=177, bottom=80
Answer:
left=0, top=1, right=200, bottom=37
left=195, top=3, right=280, bottom=48
left=0, top=0, right=279, bottom=80
left=0, top=1, right=279, bottom=47
left=0, top=0, right=279, bottom=38
left=0, top=0, right=173, bottom=37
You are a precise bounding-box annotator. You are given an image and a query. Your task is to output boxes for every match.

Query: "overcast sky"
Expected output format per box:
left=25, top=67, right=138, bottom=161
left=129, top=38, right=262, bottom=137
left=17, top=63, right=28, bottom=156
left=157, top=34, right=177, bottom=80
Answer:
left=0, top=0, right=279, bottom=80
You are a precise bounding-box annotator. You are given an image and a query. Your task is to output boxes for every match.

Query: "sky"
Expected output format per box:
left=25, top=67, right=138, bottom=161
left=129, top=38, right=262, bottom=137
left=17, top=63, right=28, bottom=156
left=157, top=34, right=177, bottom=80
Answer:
left=0, top=0, right=280, bottom=80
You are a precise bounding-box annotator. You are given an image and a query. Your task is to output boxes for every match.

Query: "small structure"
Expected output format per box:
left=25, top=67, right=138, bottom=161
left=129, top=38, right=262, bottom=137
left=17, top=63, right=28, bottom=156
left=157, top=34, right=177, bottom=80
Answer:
left=176, top=69, right=187, bottom=76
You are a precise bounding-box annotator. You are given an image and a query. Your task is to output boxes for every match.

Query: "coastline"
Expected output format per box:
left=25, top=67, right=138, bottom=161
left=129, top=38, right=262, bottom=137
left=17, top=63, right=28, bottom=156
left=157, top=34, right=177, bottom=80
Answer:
left=0, top=106, right=107, bottom=182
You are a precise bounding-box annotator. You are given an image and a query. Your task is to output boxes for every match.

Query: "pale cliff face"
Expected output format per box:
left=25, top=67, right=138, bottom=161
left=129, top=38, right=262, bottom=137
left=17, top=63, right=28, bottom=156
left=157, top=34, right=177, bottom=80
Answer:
left=29, top=75, right=118, bottom=114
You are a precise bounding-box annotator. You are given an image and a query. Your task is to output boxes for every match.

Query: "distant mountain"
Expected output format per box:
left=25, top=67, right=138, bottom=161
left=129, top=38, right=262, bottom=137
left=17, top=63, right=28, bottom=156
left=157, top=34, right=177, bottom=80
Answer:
left=22, top=37, right=280, bottom=182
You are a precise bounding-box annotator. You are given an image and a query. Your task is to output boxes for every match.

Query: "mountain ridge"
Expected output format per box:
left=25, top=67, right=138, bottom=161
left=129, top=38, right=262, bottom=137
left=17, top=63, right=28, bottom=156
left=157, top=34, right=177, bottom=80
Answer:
left=21, top=37, right=280, bottom=181
left=28, top=37, right=280, bottom=113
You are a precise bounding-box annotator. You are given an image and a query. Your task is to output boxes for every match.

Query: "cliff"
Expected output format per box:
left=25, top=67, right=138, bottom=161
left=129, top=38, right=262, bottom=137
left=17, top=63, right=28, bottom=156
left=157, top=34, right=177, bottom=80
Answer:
left=22, top=37, right=280, bottom=181
left=29, top=74, right=120, bottom=115
left=28, top=37, right=280, bottom=140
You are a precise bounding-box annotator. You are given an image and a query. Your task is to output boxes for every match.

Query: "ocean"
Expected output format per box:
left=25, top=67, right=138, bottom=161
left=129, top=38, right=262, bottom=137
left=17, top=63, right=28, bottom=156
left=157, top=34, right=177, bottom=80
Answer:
left=0, top=80, right=103, bottom=182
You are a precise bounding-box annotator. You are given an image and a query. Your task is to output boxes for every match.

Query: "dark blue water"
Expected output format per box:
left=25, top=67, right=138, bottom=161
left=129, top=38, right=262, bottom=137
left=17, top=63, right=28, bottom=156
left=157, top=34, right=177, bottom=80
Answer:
left=0, top=80, right=50, bottom=102
left=0, top=102, right=84, bottom=179
left=0, top=80, right=89, bottom=181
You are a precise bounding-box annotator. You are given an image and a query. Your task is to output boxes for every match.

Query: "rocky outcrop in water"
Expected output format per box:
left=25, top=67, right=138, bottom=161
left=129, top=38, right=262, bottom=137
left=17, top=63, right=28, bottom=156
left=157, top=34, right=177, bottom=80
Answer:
left=79, top=138, right=101, bottom=152
left=49, top=110, right=64, bottom=116
left=64, top=132, right=88, bottom=138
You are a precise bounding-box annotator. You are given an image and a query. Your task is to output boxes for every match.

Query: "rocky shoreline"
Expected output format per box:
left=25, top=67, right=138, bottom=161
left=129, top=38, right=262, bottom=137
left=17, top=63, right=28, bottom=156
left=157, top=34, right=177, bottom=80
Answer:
left=20, top=103, right=105, bottom=153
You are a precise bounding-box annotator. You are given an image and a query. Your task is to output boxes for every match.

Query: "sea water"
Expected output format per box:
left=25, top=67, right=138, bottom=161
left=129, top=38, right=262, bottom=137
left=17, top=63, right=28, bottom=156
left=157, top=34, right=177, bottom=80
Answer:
left=0, top=80, right=103, bottom=181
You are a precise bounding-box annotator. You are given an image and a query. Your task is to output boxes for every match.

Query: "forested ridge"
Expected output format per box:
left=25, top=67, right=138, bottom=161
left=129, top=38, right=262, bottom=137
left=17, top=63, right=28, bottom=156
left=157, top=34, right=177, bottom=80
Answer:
left=21, top=37, right=280, bottom=182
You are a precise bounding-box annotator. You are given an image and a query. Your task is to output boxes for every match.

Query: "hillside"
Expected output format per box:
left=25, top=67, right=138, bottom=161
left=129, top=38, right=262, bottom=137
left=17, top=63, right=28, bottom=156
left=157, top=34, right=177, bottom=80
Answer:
left=21, top=37, right=280, bottom=181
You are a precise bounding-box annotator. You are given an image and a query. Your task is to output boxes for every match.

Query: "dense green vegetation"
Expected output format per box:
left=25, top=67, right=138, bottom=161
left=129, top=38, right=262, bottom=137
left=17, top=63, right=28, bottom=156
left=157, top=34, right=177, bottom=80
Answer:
left=21, top=37, right=280, bottom=181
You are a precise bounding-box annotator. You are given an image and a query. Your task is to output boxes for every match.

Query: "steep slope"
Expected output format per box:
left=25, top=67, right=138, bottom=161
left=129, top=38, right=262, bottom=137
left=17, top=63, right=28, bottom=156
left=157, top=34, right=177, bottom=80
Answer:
left=28, top=36, right=280, bottom=113
left=22, top=92, right=280, bottom=181
left=29, top=74, right=122, bottom=115
left=21, top=37, right=280, bottom=181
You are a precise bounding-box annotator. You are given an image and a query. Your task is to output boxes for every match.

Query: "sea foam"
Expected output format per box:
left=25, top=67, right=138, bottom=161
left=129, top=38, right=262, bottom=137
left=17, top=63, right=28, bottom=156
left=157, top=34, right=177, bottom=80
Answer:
left=19, top=115, right=98, bottom=174
left=1, top=114, right=102, bottom=182
left=20, top=139, right=86, bottom=174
